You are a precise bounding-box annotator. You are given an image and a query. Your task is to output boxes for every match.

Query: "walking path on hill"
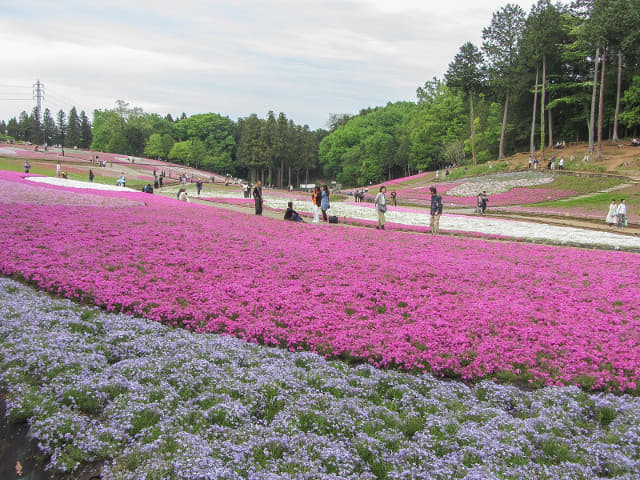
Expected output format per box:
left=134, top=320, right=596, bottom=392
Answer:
left=22, top=176, right=640, bottom=251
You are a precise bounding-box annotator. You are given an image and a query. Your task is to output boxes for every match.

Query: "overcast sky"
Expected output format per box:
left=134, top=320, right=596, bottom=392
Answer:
left=1, top=0, right=536, bottom=130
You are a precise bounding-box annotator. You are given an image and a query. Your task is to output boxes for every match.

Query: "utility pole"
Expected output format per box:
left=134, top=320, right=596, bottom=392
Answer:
left=32, top=80, right=44, bottom=120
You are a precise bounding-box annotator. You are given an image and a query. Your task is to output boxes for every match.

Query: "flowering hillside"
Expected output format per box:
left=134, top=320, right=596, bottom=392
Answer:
left=1, top=170, right=639, bottom=392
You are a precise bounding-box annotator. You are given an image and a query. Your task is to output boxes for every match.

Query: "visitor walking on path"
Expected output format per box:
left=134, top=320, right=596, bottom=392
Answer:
left=196, top=180, right=203, bottom=196
left=89, top=169, right=94, bottom=182
left=56, top=162, right=61, bottom=177
left=374, top=186, right=387, bottom=230
left=312, top=186, right=321, bottom=223
left=617, top=199, right=627, bottom=228
left=481, top=191, right=488, bottom=214
left=24, top=160, right=30, bottom=173
left=321, top=185, right=331, bottom=222
left=606, top=200, right=618, bottom=228
left=253, top=180, right=263, bottom=215
left=429, top=186, right=443, bottom=235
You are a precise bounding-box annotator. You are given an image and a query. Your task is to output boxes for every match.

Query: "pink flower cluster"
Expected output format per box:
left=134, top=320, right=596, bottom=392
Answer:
left=1, top=170, right=639, bottom=392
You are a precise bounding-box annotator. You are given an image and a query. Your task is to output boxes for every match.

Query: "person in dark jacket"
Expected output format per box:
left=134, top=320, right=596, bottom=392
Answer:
left=284, top=201, right=304, bottom=222
left=480, top=191, right=488, bottom=214
left=429, top=186, right=443, bottom=235
left=253, top=180, right=263, bottom=215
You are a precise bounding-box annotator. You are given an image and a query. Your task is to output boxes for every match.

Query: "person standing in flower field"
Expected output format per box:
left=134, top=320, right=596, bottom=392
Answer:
left=429, top=186, right=443, bottom=235
left=606, top=199, right=618, bottom=228
left=24, top=160, right=30, bottom=173
left=617, top=199, right=627, bottom=228
left=311, top=186, right=321, bottom=223
left=89, top=169, right=94, bottom=182
left=321, top=185, right=331, bottom=222
left=196, top=180, right=203, bottom=196
left=374, top=185, right=387, bottom=230
left=253, top=180, right=263, bottom=215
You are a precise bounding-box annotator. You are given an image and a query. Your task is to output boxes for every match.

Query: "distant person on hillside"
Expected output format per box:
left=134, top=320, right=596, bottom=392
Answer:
left=606, top=200, right=618, bottom=228
left=617, top=199, right=627, bottom=228
left=116, top=174, right=126, bottom=187
left=374, top=186, right=387, bottom=230
left=284, top=201, right=304, bottom=222
left=321, top=185, right=331, bottom=222
left=89, top=169, right=94, bottom=182
left=143, top=184, right=153, bottom=194
left=528, top=157, right=533, bottom=169
left=429, top=186, right=443, bottom=235
left=631, top=138, right=640, bottom=146
left=56, top=162, right=61, bottom=177
left=23, top=160, right=30, bottom=173
left=196, top=180, right=203, bottom=196
left=533, top=157, right=539, bottom=170
left=558, top=157, right=564, bottom=170
left=154, top=178, right=159, bottom=189
left=253, top=180, right=263, bottom=215
left=390, top=191, right=397, bottom=206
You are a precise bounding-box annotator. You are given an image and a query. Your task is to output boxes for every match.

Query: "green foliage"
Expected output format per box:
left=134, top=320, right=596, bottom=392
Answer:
left=318, top=102, right=419, bottom=186
left=621, top=75, right=640, bottom=128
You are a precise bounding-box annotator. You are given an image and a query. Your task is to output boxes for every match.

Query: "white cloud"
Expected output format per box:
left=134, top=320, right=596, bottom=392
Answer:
left=0, top=0, right=537, bottom=129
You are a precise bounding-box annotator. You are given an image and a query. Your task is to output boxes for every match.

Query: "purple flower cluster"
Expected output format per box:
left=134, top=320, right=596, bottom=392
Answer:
left=4, top=277, right=639, bottom=479
left=1, top=170, right=639, bottom=391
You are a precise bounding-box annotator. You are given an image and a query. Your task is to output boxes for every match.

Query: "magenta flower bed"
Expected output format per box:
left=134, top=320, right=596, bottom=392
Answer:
left=1, top=170, right=639, bottom=392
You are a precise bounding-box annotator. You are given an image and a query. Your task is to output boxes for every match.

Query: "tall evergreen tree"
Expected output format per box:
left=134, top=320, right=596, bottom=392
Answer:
left=28, top=107, right=43, bottom=145
left=482, top=3, right=526, bottom=159
left=56, top=110, right=67, bottom=155
left=42, top=108, right=58, bottom=146
left=445, top=42, right=485, bottom=166
left=6, top=117, right=19, bottom=139
left=521, top=0, right=567, bottom=160
left=66, top=107, right=82, bottom=148
left=80, top=110, right=93, bottom=149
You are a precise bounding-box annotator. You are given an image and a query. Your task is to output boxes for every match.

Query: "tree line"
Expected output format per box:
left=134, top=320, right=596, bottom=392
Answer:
left=1, top=100, right=327, bottom=188
left=2, top=106, right=93, bottom=151
left=321, top=0, right=640, bottom=186
left=2, top=0, right=640, bottom=188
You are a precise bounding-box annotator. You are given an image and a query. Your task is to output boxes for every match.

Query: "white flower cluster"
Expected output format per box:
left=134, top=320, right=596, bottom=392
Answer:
left=446, top=172, right=554, bottom=197
left=2, top=278, right=640, bottom=479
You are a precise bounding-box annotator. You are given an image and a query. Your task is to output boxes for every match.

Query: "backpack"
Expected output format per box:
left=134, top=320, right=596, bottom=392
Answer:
left=329, top=216, right=338, bottom=224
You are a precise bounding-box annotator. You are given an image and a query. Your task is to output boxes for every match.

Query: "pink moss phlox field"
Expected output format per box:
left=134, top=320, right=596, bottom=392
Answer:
left=2, top=170, right=640, bottom=392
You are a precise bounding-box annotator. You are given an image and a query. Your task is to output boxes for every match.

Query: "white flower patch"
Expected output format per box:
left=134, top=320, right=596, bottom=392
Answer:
left=446, top=172, right=555, bottom=197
